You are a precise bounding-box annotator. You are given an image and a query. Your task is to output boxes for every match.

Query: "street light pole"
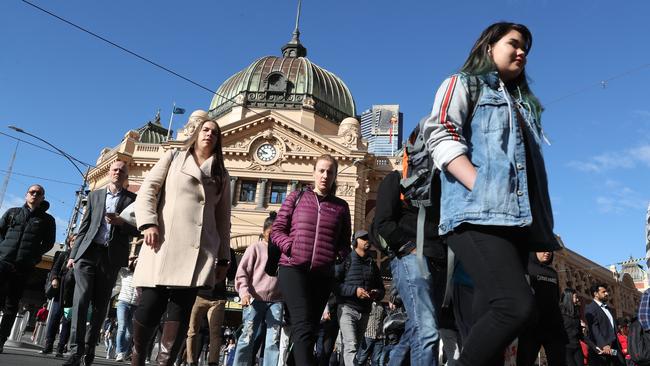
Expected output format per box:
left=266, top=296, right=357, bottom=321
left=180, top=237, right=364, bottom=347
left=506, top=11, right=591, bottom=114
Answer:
left=8, top=125, right=92, bottom=246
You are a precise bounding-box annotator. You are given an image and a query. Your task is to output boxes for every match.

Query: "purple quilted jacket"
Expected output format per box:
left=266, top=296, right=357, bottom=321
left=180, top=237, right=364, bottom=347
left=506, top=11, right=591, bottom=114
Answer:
left=271, top=188, right=351, bottom=273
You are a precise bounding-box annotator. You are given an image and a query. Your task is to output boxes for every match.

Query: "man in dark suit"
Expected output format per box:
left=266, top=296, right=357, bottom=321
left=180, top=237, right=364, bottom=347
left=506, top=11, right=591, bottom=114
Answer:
left=585, top=283, right=625, bottom=366
left=63, top=160, right=139, bottom=366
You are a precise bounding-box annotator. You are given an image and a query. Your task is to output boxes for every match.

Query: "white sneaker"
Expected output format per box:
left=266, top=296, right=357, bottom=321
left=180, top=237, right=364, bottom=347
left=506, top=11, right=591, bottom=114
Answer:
left=115, top=353, right=125, bottom=362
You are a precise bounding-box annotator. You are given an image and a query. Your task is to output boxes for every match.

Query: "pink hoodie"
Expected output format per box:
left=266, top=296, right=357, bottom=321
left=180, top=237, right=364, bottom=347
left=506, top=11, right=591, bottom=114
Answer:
left=235, top=240, right=282, bottom=302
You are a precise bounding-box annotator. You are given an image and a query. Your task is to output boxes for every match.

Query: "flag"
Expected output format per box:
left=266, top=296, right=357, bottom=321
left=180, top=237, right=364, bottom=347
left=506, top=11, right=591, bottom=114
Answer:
left=173, top=107, right=186, bottom=115
left=388, top=116, right=398, bottom=144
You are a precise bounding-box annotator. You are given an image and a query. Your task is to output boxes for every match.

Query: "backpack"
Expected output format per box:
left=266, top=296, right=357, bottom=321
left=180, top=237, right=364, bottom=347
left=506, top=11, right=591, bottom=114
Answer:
left=371, top=74, right=482, bottom=305
left=629, top=320, right=650, bottom=365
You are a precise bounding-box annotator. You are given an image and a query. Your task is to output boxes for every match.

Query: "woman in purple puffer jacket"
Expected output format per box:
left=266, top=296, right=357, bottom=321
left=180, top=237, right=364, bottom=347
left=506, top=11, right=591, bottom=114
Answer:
left=271, top=154, right=351, bottom=365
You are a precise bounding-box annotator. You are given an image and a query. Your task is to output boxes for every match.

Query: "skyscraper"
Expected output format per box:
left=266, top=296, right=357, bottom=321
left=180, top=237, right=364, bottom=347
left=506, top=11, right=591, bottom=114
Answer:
left=360, top=105, right=403, bottom=156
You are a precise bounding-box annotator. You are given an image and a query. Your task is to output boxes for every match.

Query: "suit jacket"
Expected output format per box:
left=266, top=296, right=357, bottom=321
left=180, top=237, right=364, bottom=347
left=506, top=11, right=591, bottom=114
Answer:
left=585, top=300, right=624, bottom=365
left=70, top=187, right=138, bottom=269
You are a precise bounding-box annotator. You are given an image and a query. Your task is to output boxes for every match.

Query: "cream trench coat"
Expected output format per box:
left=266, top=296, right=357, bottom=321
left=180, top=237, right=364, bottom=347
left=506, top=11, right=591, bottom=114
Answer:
left=133, top=149, right=231, bottom=288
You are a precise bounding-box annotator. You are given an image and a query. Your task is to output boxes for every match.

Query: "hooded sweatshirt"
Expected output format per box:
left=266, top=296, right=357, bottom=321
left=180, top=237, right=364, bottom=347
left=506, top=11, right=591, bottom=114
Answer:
left=235, top=240, right=282, bottom=302
left=528, top=252, right=566, bottom=339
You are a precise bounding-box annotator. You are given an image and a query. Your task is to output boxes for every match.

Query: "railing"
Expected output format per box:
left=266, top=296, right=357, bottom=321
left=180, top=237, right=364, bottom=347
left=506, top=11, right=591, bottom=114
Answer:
left=136, top=144, right=162, bottom=153
left=230, top=233, right=261, bottom=251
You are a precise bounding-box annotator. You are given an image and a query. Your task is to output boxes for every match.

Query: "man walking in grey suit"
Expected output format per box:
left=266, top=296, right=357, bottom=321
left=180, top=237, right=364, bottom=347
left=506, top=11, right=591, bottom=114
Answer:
left=63, top=160, right=139, bottom=366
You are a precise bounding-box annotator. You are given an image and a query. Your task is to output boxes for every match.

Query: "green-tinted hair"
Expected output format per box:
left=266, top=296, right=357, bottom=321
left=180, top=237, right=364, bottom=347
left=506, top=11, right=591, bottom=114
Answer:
left=460, top=22, right=543, bottom=120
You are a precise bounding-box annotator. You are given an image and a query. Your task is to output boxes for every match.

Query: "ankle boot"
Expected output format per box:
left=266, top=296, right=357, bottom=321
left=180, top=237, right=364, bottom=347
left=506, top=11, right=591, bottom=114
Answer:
left=156, top=321, right=183, bottom=366
left=131, top=319, right=156, bottom=366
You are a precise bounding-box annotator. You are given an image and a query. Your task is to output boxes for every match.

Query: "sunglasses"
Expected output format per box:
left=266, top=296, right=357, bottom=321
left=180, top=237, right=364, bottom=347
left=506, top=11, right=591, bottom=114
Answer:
left=28, top=190, right=43, bottom=196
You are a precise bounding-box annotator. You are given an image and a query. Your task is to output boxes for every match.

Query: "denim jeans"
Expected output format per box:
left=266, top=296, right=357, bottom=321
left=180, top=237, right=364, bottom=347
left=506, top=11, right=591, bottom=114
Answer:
left=389, top=253, right=439, bottom=366
left=356, top=337, right=384, bottom=366
left=233, top=300, right=283, bottom=366
left=116, top=300, right=136, bottom=355
left=385, top=343, right=409, bottom=366
left=44, top=299, right=64, bottom=348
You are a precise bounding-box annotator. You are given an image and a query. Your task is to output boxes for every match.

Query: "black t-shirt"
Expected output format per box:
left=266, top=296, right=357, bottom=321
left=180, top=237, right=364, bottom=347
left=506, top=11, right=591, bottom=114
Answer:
left=520, top=112, right=557, bottom=251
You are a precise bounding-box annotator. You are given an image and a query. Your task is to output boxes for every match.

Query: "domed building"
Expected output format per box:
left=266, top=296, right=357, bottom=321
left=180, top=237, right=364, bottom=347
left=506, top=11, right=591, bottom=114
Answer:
left=87, top=25, right=397, bottom=255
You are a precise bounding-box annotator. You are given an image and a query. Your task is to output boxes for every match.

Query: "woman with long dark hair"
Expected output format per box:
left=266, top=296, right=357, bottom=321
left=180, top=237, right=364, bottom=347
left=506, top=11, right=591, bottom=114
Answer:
left=560, top=288, right=584, bottom=366
left=271, top=154, right=351, bottom=365
left=423, top=22, right=560, bottom=365
left=131, top=116, right=231, bottom=366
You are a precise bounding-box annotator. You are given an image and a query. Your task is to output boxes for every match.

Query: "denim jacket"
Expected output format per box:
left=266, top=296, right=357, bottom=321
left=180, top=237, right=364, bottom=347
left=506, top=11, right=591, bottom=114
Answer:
left=423, top=72, right=558, bottom=249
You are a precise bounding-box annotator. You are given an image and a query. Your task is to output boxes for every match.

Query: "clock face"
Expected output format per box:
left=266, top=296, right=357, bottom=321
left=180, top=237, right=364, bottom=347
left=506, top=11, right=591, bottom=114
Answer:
left=256, top=143, right=277, bottom=162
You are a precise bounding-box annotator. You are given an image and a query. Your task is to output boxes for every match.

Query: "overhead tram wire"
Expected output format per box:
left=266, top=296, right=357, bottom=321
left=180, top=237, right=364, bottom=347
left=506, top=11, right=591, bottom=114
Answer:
left=545, top=62, right=650, bottom=106
left=20, top=0, right=268, bottom=121
left=0, top=169, right=79, bottom=186
left=0, top=131, right=94, bottom=168
left=25, top=1, right=650, bottom=124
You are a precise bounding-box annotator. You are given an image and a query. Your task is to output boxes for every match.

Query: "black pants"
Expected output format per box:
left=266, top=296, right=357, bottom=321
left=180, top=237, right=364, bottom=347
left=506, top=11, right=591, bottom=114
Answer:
left=134, top=287, right=198, bottom=327
left=316, top=317, right=339, bottom=366
left=69, top=244, right=119, bottom=356
left=566, top=346, right=583, bottom=366
left=58, top=312, right=72, bottom=353
left=588, top=351, right=625, bottom=366
left=516, top=329, right=566, bottom=366
left=446, top=225, right=535, bottom=366
left=278, top=266, right=334, bottom=366
left=0, top=265, right=31, bottom=340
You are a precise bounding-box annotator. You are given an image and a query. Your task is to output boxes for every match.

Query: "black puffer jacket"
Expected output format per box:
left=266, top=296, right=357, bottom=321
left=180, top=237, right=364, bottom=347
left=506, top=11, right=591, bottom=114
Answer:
left=0, top=201, right=56, bottom=268
left=335, top=250, right=385, bottom=313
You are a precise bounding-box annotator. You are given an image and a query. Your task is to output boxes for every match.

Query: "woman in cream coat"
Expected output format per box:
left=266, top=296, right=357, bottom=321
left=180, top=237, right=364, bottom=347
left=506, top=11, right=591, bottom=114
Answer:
left=130, top=117, right=231, bottom=366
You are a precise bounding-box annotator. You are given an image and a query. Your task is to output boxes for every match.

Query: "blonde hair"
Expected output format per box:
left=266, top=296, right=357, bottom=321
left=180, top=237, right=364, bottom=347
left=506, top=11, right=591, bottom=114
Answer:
left=313, top=154, right=338, bottom=195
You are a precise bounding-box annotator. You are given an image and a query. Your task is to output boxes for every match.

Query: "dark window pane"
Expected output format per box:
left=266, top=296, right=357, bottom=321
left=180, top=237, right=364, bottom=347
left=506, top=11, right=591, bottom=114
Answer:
left=239, top=181, right=257, bottom=202
left=269, top=182, right=287, bottom=204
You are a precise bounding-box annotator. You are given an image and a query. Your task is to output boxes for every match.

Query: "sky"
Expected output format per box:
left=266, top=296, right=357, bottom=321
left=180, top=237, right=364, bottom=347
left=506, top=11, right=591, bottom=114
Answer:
left=1, top=0, right=649, bottom=268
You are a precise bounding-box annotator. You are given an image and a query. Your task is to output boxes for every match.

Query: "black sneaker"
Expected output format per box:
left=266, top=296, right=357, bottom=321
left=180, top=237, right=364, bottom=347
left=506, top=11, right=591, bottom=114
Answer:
left=40, top=346, right=54, bottom=354
left=55, top=351, right=64, bottom=358
left=82, top=353, right=95, bottom=366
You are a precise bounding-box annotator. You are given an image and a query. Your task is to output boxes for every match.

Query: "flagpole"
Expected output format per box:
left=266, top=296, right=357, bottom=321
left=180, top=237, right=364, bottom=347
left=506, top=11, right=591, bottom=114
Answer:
left=166, top=102, right=175, bottom=141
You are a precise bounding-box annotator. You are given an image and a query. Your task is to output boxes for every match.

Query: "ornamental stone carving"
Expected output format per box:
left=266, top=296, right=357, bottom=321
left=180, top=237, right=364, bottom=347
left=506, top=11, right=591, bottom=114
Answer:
left=177, top=110, right=209, bottom=141
left=336, top=183, right=356, bottom=197
left=337, top=117, right=361, bottom=149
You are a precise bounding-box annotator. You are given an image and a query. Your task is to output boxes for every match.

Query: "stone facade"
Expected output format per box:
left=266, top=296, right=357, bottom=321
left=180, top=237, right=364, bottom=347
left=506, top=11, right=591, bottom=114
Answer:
left=554, top=238, right=643, bottom=319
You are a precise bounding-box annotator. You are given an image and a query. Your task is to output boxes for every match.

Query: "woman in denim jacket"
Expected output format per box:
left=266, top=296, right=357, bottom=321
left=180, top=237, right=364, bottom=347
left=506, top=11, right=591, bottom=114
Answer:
left=423, top=22, right=561, bottom=366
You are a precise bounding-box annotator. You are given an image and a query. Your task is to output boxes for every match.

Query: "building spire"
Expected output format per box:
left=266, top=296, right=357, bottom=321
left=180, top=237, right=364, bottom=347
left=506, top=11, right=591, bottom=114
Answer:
left=281, top=0, right=307, bottom=58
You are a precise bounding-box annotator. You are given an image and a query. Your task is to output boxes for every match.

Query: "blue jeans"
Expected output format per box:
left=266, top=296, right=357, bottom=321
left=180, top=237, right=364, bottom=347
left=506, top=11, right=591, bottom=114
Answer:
left=356, top=337, right=384, bottom=366
left=385, top=343, right=409, bottom=366
left=116, top=300, right=137, bottom=355
left=233, top=300, right=283, bottom=366
left=389, top=253, right=439, bottom=366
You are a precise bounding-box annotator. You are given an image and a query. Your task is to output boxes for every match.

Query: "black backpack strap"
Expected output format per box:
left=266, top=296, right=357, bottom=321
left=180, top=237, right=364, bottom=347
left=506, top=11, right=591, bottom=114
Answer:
left=442, top=246, right=455, bottom=308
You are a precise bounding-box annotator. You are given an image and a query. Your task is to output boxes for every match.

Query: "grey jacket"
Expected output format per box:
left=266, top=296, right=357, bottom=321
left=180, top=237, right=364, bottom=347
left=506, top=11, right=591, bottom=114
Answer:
left=71, top=188, right=138, bottom=269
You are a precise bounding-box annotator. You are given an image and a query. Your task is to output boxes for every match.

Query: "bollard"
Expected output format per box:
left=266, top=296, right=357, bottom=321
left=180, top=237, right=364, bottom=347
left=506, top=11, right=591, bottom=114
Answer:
left=34, top=321, right=47, bottom=345
left=9, top=314, right=24, bottom=341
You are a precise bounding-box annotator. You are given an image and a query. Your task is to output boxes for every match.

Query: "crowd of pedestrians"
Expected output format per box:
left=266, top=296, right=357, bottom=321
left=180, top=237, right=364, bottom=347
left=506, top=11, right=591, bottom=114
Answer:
left=3, top=21, right=650, bottom=366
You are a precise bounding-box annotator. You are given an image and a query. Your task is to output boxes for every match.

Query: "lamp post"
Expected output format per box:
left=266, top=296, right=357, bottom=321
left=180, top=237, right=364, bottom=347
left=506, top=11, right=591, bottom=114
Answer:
left=8, top=125, right=92, bottom=245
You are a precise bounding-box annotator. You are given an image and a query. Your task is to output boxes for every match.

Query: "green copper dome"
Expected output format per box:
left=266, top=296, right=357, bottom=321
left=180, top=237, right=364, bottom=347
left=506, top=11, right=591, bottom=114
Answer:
left=208, top=55, right=356, bottom=124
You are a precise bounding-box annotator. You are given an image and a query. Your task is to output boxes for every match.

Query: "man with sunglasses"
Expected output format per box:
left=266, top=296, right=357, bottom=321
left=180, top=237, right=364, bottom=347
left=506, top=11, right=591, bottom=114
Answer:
left=0, top=184, right=56, bottom=353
